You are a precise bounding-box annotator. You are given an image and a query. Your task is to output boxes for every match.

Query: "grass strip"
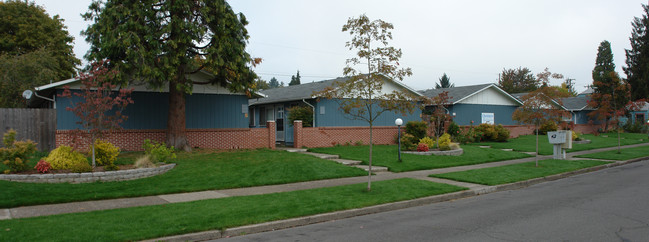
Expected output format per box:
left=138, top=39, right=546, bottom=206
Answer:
left=575, top=146, right=649, bottom=160
left=431, top=159, right=610, bottom=185
left=472, top=133, right=649, bottom=155
left=0, top=178, right=466, bottom=242
left=0, top=149, right=367, bottom=208
left=309, top=145, right=531, bottom=172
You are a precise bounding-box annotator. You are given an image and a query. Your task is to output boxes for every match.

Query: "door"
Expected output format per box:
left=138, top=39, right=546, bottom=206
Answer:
left=275, top=105, right=285, bottom=142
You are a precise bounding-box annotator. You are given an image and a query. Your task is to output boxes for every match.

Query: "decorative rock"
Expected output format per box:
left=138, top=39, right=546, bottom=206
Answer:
left=501, top=149, right=513, bottom=151
left=479, top=146, right=491, bottom=148
left=573, top=140, right=591, bottom=144
left=0, top=164, right=176, bottom=184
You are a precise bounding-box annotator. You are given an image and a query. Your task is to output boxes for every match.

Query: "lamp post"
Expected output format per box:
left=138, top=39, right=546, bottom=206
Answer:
left=395, top=118, right=403, bottom=162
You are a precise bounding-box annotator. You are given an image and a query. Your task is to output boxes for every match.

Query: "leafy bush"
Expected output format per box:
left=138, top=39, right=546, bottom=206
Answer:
left=416, top=143, right=429, bottom=152
left=438, top=133, right=452, bottom=151
left=405, top=121, right=428, bottom=140
left=418, top=137, right=435, bottom=149
left=494, top=125, right=510, bottom=142
left=0, top=129, right=37, bottom=173
left=400, top=133, right=418, bottom=151
left=572, top=131, right=581, bottom=141
left=287, top=105, right=314, bottom=127
left=44, top=146, right=88, bottom=170
left=623, top=120, right=648, bottom=133
left=92, top=139, right=119, bottom=171
left=447, top=121, right=461, bottom=138
left=474, top=123, right=497, bottom=141
left=70, top=161, right=92, bottom=173
left=449, top=142, right=461, bottom=150
left=142, top=139, right=176, bottom=163
left=34, top=160, right=51, bottom=173
left=539, top=121, right=558, bottom=135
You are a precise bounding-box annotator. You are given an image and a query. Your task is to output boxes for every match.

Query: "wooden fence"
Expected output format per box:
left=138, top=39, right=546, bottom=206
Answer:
left=0, top=108, right=56, bottom=151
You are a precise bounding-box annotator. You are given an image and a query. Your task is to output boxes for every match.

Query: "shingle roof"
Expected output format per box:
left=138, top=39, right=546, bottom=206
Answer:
left=250, top=75, right=423, bottom=106
left=249, top=77, right=346, bottom=105
left=560, top=96, right=593, bottom=111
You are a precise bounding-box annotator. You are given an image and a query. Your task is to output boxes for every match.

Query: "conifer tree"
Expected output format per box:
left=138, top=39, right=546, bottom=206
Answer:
left=624, top=3, right=649, bottom=100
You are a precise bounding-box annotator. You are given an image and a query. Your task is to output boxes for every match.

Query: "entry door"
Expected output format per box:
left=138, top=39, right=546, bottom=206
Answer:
left=275, top=106, right=285, bottom=142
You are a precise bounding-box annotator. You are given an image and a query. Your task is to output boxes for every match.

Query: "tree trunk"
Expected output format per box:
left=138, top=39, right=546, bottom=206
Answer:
left=167, top=78, right=191, bottom=152
left=535, top=127, right=539, bottom=167
left=368, top=122, right=373, bottom=192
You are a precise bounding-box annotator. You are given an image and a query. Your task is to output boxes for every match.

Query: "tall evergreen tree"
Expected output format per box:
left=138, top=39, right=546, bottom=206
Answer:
left=435, top=73, right=454, bottom=89
left=624, top=3, right=649, bottom=100
left=593, top=40, right=616, bottom=95
left=268, top=77, right=280, bottom=88
left=497, top=67, right=539, bottom=94
left=83, top=0, right=258, bottom=151
left=289, top=70, right=301, bottom=86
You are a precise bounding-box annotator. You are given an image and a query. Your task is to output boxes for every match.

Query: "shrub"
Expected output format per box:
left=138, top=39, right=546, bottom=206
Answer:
left=474, top=123, right=497, bottom=141
left=355, top=140, right=364, bottom=146
left=287, top=105, right=314, bottom=127
left=34, top=160, right=51, bottom=173
left=44, top=146, right=88, bottom=170
left=70, top=161, right=92, bottom=173
left=416, top=143, right=429, bottom=152
left=0, top=129, right=37, bottom=173
left=572, top=131, right=581, bottom=141
left=438, top=133, right=452, bottom=151
left=405, top=121, right=427, bottom=140
left=418, top=137, right=436, bottom=149
left=400, top=133, right=418, bottom=151
left=494, top=125, right=510, bottom=142
left=142, top=139, right=176, bottom=163
left=447, top=121, right=461, bottom=138
left=449, top=142, right=461, bottom=150
left=539, top=121, right=558, bottom=135
left=135, top=155, right=156, bottom=168
left=93, top=139, right=120, bottom=167
left=623, top=120, right=648, bottom=133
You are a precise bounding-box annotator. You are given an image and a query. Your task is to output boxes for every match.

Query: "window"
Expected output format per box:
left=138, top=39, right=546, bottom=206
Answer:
left=636, top=113, right=646, bottom=123
left=259, top=107, right=266, bottom=126
left=249, top=108, right=255, bottom=127
left=320, top=106, right=325, bottom=115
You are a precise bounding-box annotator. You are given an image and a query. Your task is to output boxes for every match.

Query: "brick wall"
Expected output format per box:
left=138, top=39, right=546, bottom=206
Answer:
left=293, top=120, right=398, bottom=148
left=56, top=121, right=276, bottom=151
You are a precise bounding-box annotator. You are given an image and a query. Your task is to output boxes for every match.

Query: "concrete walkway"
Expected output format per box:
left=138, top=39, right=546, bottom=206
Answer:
left=2, top=143, right=648, bottom=220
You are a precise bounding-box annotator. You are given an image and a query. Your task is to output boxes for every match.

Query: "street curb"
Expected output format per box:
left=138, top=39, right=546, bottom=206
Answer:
left=144, top=157, right=648, bottom=242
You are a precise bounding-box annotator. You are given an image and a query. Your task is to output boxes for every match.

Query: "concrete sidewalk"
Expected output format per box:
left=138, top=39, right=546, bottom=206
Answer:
left=2, top=143, right=648, bottom=221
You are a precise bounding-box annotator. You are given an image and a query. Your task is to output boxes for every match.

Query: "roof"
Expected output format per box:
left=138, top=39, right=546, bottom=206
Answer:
left=560, top=96, right=593, bottom=111
left=421, top=83, right=522, bottom=105
left=250, top=75, right=423, bottom=106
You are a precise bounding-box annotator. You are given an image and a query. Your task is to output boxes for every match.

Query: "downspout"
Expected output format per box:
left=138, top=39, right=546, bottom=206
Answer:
left=33, top=91, right=56, bottom=109
left=302, top=99, right=315, bottom=127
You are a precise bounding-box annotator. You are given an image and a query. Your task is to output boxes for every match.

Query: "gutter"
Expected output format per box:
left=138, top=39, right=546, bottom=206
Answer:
left=302, top=99, right=316, bottom=127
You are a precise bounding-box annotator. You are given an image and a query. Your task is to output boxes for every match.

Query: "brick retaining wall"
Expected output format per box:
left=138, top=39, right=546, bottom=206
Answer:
left=293, top=121, right=398, bottom=148
left=56, top=121, right=276, bottom=151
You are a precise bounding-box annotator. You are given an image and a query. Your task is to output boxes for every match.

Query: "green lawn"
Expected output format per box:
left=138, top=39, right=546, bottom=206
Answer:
left=0, top=149, right=367, bottom=208
left=0, top=178, right=466, bottom=242
left=431, top=159, right=610, bottom=185
left=471, top=132, right=649, bottom=155
left=309, top=145, right=531, bottom=172
left=575, top=146, right=649, bottom=160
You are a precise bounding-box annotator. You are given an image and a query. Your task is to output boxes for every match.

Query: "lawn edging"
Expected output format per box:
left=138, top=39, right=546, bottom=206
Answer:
left=0, top=164, right=176, bottom=183
left=146, top=157, right=649, bottom=242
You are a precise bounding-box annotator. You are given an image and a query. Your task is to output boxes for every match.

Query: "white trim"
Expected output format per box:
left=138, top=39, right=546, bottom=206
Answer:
left=454, top=84, right=522, bottom=105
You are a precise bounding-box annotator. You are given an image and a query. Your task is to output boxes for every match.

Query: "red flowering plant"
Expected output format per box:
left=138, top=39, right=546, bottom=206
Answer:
left=416, top=143, right=429, bottom=152
left=34, top=160, right=51, bottom=174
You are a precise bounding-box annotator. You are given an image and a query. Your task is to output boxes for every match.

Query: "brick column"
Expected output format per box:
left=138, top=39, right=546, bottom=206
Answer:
left=293, top=120, right=303, bottom=148
left=266, top=121, right=276, bottom=150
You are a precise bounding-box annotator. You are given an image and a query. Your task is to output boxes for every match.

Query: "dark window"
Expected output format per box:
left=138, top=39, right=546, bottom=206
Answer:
left=249, top=108, right=255, bottom=127
left=259, top=107, right=266, bottom=126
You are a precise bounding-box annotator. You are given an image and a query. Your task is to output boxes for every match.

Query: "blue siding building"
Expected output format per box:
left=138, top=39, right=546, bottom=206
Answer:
left=249, top=76, right=423, bottom=145
left=31, top=71, right=258, bottom=131
left=421, top=84, right=523, bottom=126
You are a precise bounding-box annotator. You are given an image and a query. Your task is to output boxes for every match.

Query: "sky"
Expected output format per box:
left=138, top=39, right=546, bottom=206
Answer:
left=33, top=0, right=647, bottom=93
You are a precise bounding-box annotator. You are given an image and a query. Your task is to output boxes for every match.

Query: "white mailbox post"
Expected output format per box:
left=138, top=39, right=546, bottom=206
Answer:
left=548, top=130, right=571, bottom=160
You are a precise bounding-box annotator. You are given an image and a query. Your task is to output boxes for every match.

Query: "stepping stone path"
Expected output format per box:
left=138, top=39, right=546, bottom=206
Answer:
left=281, top=148, right=389, bottom=172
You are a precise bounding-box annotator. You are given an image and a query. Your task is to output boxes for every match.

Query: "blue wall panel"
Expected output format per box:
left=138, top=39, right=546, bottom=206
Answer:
left=315, top=99, right=421, bottom=127
left=449, top=103, right=518, bottom=125
left=56, top=90, right=248, bottom=130
left=185, top=94, right=249, bottom=129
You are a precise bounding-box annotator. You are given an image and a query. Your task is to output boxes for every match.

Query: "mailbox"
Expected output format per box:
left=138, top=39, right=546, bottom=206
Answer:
left=562, top=131, right=572, bottom=149
left=547, top=131, right=566, bottom=144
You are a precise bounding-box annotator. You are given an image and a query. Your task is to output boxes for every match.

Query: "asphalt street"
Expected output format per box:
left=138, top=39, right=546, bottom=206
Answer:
left=218, top=159, right=649, bottom=242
